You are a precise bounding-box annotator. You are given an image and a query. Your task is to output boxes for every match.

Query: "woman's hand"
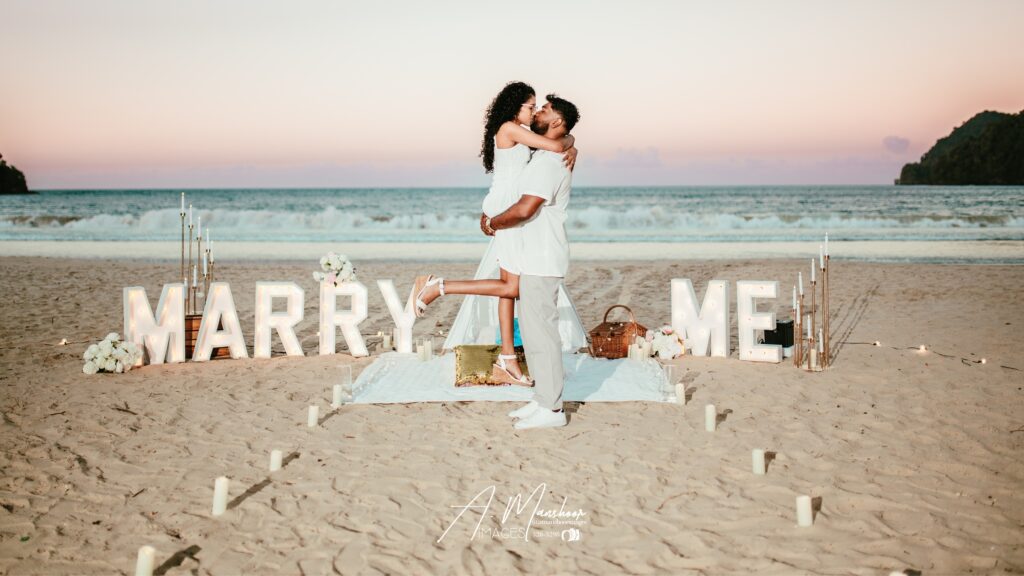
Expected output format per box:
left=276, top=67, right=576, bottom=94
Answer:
left=480, top=213, right=495, bottom=236
left=563, top=146, right=579, bottom=171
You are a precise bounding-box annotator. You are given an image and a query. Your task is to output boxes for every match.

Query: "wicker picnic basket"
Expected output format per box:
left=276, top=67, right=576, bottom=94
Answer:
left=588, top=305, right=648, bottom=359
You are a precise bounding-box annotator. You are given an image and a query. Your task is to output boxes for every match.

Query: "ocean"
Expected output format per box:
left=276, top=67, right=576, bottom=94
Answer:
left=1, top=186, right=1022, bottom=247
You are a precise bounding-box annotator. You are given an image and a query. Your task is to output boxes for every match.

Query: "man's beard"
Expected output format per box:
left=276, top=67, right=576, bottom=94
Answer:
left=530, top=118, right=548, bottom=134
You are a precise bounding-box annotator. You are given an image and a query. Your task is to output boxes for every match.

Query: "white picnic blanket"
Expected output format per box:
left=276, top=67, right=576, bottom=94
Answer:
left=351, top=352, right=675, bottom=404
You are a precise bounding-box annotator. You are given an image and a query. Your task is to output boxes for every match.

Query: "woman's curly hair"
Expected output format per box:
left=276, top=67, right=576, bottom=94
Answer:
left=479, top=81, right=535, bottom=173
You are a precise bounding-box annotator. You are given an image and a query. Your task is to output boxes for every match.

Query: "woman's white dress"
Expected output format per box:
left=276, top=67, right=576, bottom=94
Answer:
left=481, top=143, right=531, bottom=275
left=443, top=143, right=588, bottom=352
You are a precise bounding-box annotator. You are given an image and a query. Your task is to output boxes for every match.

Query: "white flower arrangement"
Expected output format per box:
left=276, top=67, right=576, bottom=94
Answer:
left=312, top=252, right=356, bottom=286
left=650, top=325, right=685, bottom=360
left=83, top=332, right=142, bottom=374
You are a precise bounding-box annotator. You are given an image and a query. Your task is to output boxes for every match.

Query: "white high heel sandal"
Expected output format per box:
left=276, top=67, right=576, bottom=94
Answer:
left=411, top=275, right=445, bottom=318
left=493, top=354, right=534, bottom=387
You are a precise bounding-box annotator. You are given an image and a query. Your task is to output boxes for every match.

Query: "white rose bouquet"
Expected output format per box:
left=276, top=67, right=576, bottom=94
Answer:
left=312, top=252, right=356, bottom=286
left=83, top=332, right=142, bottom=374
left=650, top=325, right=685, bottom=360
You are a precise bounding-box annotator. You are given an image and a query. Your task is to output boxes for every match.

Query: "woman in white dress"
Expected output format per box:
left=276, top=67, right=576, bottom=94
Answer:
left=411, top=81, right=577, bottom=386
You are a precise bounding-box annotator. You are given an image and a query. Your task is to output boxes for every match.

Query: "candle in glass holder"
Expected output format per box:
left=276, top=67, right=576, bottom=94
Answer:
left=269, top=449, right=282, bottom=472
left=416, top=342, right=426, bottom=361
left=674, top=383, right=686, bottom=405
left=307, top=405, right=319, bottom=427
left=332, top=384, right=343, bottom=408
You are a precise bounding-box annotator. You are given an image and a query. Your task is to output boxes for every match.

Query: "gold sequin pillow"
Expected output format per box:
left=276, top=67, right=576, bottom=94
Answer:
left=454, top=345, right=530, bottom=387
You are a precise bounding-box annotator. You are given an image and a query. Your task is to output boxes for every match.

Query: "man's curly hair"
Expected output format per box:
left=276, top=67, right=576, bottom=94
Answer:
left=480, top=81, right=535, bottom=173
left=545, top=93, right=580, bottom=133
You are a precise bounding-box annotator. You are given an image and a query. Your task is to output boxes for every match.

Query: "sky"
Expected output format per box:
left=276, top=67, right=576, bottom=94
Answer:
left=1, top=0, right=1022, bottom=188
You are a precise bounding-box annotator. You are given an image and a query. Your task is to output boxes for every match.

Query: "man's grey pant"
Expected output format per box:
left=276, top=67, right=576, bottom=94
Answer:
left=519, top=274, right=564, bottom=411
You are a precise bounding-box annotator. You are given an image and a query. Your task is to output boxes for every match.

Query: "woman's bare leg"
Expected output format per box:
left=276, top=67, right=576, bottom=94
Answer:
left=496, top=270, right=523, bottom=378
left=419, top=274, right=518, bottom=304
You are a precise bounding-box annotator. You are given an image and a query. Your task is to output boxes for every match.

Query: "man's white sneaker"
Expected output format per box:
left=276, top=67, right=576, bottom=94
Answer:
left=513, top=407, right=567, bottom=430
left=508, top=400, right=539, bottom=419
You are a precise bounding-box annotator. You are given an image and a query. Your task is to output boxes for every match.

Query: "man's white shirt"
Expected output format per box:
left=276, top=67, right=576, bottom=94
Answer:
left=516, top=149, right=571, bottom=278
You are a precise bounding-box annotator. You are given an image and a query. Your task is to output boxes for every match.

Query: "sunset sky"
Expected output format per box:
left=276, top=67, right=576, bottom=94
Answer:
left=2, top=0, right=1022, bottom=188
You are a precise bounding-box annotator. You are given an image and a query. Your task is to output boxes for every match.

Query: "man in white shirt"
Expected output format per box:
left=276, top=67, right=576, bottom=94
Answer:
left=481, top=94, right=580, bottom=429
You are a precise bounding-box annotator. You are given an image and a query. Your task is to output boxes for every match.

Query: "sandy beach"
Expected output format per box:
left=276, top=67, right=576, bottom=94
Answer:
left=0, top=255, right=1022, bottom=574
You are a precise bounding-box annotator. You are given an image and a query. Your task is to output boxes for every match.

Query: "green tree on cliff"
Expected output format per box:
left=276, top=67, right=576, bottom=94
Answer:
left=899, top=110, right=1024, bottom=185
left=0, top=153, right=30, bottom=194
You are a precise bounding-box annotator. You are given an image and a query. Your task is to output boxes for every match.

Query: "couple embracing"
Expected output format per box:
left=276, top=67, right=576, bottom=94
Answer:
left=411, top=81, right=583, bottom=430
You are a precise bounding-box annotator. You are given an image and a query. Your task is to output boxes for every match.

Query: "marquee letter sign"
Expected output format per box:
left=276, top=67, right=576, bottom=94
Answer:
left=377, top=279, right=416, bottom=354
left=736, top=281, right=782, bottom=363
left=319, top=280, right=369, bottom=357
left=671, top=279, right=730, bottom=358
left=123, top=283, right=186, bottom=366
left=254, top=282, right=305, bottom=358
left=194, top=282, right=249, bottom=361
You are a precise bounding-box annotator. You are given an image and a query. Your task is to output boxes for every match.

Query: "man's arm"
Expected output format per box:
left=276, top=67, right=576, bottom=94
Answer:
left=486, top=195, right=546, bottom=232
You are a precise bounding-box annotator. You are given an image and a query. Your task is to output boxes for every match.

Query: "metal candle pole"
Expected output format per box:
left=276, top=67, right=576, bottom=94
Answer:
left=180, top=212, right=185, bottom=285
left=823, top=254, right=830, bottom=368
left=797, top=293, right=805, bottom=367
left=187, top=223, right=194, bottom=314
left=810, top=279, right=816, bottom=370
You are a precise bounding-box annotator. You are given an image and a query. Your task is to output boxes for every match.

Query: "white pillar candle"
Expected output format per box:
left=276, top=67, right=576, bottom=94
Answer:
left=135, top=545, right=156, bottom=576
left=192, top=265, right=197, bottom=287
left=674, top=382, right=686, bottom=405
left=202, top=252, right=208, bottom=276
left=307, top=405, right=319, bottom=427
left=269, top=449, right=282, bottom=472
left=212, top=476, right=229, bottom=516
left=752, top=449, right=766, bottom=475
left=798, top=272, right=803, bottom=295
left=332, top=384, right=343, bottom=408
left=825, top=232, right=829, bottom=256
left=796, top=495, right=813, bottom=527
left=416, top=342, right=425, bottom=361
left=180, top=192, right=185, bottom=214
left=189, top=204, right=193, bottom=228
left=197, top=216, right=201, bottom=238
left=792, top=285, right=797, bottom=309
left=704, top=404, right=716, bottom=432
left=811, top=259, right=816, bottom=283
left=819, top=245, right=824, bottom=268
